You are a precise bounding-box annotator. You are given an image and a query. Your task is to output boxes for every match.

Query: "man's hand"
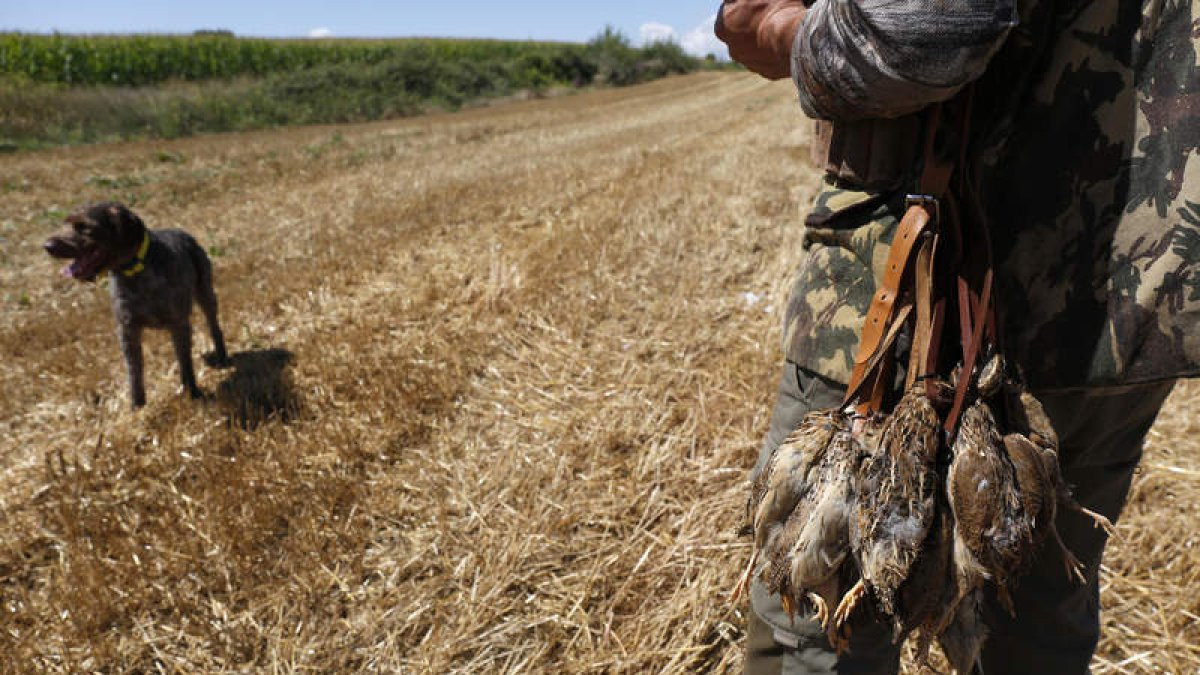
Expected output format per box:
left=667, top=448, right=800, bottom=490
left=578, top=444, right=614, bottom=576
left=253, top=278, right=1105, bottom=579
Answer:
left=715, top=0, right=807, bottom=80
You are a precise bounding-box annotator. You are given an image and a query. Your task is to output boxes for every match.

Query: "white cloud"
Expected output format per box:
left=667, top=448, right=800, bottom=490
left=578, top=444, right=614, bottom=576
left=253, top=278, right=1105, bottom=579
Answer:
left=640, top=16, right=728, bottom=59
left=681, top=15, right=727, bottom=59
left=308, top=27, right=333, bottom=38
left=639, top=22, right=677, bottom=45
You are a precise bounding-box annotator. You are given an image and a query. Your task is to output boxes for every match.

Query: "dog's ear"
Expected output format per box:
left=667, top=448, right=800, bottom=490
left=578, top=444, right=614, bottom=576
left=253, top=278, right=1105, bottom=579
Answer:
left=65, top=207, right=93, bottom=233
left=96, top=202, right=145, bottom=249
left=119, top=207, right=147, bottom=249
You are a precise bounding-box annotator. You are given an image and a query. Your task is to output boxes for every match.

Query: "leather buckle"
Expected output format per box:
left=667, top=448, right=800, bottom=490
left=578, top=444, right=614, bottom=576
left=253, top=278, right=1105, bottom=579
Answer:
left=906, top=194, right=940, bottom=224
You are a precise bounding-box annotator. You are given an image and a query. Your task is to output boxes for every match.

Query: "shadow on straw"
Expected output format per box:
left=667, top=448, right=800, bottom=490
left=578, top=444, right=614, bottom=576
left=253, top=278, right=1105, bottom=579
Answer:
left=210, top=348, right=300, bottom=429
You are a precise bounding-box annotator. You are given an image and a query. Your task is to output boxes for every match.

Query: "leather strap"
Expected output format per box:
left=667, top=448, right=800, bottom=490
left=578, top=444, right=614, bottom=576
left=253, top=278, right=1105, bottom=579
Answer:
left=842, top=203, right=933, bottom=412
left=848, top=303, right=913, bottom=404
left=905, top=233, right=936, bottom=391
left=842, top=101, right=955, bottom=413
left=922, top=297, right=947, bottom=401
left=917, top=103, right=954, bottom=199
left=945, top=269, right=993, bottom=435
left=840, top=101, right=969, bottom=416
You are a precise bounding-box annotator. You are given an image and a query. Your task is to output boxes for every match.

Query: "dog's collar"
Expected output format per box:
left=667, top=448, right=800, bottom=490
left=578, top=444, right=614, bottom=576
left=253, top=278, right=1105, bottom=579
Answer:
left=116, top=232, right=150, bottom=278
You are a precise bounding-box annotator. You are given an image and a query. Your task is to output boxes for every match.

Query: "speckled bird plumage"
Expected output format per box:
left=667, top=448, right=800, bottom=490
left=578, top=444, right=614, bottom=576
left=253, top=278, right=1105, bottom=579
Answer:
left=1003, top=431, right=1084, bottom=583
left=778, top=431, right=857, bottom=629
left=946, top=400, right=1032, bottom=612
left=903, top=502, right=957, bottom=662
left=737, top=357, right=1097, bottom=662
left=1006, top=389, right=1114, bottom=577
left=838, top=386, right=942, bottom=633
left=740, top=409, right=860, bottom=633
left=748, top=411, right=843, bottom=539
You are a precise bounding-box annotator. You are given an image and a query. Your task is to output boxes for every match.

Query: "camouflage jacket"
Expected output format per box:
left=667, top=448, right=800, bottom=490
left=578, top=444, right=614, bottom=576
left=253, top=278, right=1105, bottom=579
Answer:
left=783, top=0, right=1200, bottom=390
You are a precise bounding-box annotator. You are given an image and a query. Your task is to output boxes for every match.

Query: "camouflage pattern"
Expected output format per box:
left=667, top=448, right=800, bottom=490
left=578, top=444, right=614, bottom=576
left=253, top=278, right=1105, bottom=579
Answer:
left=783, top=0, right=1200, bottom=390
left=791, top=0, right=1017, bottom=121
left=782, top=183, right=896, bottom=380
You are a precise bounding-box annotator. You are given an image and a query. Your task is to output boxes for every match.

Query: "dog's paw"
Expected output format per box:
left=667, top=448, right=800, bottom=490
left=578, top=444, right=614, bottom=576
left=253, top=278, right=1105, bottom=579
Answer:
left=204, top=351, right=233, bottom=369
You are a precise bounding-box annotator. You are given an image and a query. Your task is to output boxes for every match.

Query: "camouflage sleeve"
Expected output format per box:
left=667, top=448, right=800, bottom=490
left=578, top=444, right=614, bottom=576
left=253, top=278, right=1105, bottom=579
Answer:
left=791, top=0, right=1019, bottom=121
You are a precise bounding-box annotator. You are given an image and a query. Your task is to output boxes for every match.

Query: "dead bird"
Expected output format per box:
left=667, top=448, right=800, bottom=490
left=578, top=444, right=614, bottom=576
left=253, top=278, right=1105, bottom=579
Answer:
left=737, top=410, right=848, bottom=600
left=836, top=386, right=942, bottom=634
left=1003, top=432, right=1085, bottom=583
left=741, top=409, right=860, bottom=639
left=1005, top=389, right=1115, bottom=566
left=773, top=428, right=857, bottom=631
left=946, top=400, right=1032, bottom=616
left=976, top=352, right=1005, bottom=399
left=747, top=410, right=847, bottom=538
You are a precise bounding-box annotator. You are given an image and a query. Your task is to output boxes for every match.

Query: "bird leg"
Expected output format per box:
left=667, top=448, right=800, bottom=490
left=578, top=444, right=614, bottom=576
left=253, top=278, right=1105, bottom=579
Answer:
left=781, top=592, right=799, bottom=622
left=1071, top=502, right=1116, bottom=537
left=833, top=579, right=867, bottom=630
left=809, top=592, right=830, bottom=630
left=731, top=551, right=758, bottom=603
left=1051, top=527, right=1086, bottom=584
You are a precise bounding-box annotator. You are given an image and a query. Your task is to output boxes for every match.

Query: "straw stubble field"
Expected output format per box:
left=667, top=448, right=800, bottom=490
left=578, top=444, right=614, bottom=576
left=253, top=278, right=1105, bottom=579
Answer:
left=0, top=72, right=1197, bottom=673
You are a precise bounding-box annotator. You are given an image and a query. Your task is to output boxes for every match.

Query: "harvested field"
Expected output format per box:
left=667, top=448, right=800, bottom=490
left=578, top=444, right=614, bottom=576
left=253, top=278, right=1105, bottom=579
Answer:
left=0, top=71, right=1196, bottom=673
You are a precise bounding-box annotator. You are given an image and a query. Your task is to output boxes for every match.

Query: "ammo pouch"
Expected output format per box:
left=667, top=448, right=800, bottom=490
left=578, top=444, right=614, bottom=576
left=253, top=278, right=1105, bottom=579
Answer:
left=810, top=114, right=922, bottom=190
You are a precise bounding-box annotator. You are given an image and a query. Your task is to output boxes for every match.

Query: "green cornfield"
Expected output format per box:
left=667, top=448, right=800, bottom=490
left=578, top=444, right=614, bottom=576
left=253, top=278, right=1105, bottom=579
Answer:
left=0, top=32, right=590, bottom=86
left=0, top=29, right=716, bottom=148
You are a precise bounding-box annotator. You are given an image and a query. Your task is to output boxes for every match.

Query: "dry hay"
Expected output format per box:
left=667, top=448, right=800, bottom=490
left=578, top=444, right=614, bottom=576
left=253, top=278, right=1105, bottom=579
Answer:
left=0, top=72, right=1196, bottom=673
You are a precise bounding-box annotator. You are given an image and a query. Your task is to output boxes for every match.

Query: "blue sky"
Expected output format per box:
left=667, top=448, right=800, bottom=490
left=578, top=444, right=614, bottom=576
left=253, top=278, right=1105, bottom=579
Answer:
left=0, top=1, right=729, bottom=57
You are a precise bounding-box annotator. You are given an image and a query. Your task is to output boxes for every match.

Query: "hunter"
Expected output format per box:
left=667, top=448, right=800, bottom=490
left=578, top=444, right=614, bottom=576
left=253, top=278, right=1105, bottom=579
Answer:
left=717, top=0, right=1200, bottom=673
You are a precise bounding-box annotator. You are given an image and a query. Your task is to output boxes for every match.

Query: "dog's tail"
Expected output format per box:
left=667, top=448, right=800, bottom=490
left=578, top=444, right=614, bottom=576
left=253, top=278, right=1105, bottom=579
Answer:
left=188, top=237, right=229, bottom=365
left=185, top=237, right=214, bottom=295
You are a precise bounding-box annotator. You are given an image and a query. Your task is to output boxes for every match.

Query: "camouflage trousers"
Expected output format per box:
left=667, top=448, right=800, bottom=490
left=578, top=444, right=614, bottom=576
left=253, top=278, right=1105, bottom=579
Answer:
left=745, top=361, right=1175, bottom=675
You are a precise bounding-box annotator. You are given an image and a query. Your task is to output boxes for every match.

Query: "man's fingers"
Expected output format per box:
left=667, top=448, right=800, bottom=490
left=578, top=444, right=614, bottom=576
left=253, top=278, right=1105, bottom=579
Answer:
left=715, top=0, right=804, bottom=81
left=730, top=51, right=791, bottom=79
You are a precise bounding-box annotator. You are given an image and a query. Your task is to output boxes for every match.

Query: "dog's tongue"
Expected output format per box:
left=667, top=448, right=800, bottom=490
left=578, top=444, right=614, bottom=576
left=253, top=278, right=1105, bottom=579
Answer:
left=64, top=254, right=101, bottom=281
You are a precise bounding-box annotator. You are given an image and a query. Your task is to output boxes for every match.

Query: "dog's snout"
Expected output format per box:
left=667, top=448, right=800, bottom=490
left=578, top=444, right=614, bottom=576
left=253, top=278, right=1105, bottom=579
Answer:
left=44, top=236, right=77, bottom=259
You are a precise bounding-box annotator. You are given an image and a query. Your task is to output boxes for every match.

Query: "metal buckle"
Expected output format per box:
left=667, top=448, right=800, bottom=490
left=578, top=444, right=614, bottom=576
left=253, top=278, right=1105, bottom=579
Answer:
left=906, top=194, right=940, bottom=224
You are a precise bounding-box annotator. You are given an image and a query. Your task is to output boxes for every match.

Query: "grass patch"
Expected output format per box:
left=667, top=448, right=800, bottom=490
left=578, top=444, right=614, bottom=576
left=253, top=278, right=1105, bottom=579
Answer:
left=0, top=30, right=729, bottom=148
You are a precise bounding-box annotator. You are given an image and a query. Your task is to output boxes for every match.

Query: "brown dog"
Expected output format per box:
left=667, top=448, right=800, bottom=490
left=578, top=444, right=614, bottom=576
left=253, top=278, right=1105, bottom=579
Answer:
left=44, top=202, right=230, bottom=408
